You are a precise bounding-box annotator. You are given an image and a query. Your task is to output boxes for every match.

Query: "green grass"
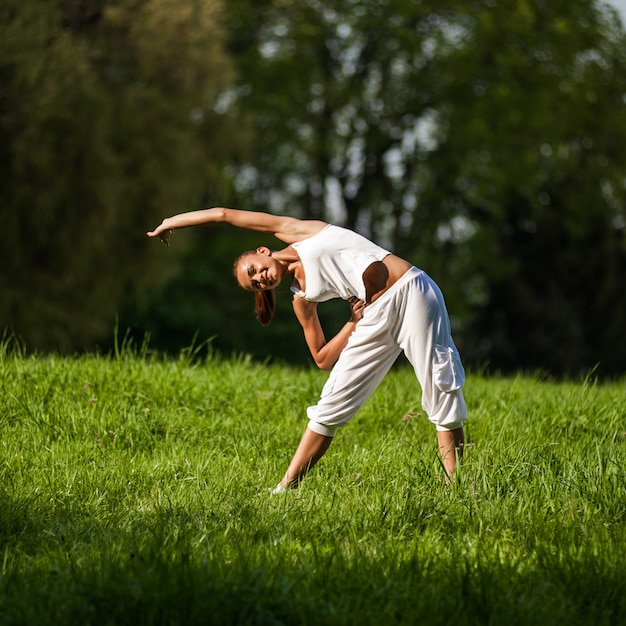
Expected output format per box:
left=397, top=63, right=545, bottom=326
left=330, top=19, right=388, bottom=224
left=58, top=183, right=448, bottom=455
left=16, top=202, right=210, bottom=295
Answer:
left=1, top=338, right=625, bottom=625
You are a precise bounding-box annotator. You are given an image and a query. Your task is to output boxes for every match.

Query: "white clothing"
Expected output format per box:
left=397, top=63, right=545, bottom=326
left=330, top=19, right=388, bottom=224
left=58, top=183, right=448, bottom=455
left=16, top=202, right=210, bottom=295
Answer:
left=304, top=267, right=468, bottom=436
left=291, top=224, right=390, bottom=302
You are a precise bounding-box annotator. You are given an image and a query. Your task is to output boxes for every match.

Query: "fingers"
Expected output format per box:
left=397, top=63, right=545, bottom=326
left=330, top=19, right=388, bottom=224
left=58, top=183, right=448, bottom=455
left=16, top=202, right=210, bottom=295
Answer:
left=159, top=229, right=173, bottom=246
left=146, top=227, right=173, bottom=246
left=348, top=296, right=366, bottom=322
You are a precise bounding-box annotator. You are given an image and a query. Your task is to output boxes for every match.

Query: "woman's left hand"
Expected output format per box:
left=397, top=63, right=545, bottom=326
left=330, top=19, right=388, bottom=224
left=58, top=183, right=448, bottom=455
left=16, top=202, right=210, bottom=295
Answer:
left=348, top=297, right=366, bottom=323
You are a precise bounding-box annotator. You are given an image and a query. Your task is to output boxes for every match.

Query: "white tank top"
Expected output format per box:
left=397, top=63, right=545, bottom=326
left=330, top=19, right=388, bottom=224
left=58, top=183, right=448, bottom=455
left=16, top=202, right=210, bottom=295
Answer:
left=290, top=224, right=390, bottom=302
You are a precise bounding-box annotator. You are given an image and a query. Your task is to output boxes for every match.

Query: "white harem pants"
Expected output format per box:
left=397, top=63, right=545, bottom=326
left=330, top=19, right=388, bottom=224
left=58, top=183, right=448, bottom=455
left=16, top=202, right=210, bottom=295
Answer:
left=306, top=267, right=468, bottom=437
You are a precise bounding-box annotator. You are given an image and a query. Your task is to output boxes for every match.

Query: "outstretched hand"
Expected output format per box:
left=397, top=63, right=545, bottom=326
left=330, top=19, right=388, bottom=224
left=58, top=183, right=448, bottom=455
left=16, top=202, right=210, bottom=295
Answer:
left=146, top=220, right=174, bottom=246
left=348, top=296, right=366, bottom=323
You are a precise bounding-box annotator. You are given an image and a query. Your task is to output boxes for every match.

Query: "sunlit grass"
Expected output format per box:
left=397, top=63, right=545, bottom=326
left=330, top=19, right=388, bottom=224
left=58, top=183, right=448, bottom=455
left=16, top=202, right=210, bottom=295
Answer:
left=1, top=339, right=625, bottom=625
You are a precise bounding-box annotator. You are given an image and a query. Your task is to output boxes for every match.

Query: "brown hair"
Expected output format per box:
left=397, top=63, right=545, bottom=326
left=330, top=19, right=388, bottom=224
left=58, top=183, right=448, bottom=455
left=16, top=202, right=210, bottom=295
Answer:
left=233, top=251, right=276, bottom=326
left=254, top=289, right=276, bottom=326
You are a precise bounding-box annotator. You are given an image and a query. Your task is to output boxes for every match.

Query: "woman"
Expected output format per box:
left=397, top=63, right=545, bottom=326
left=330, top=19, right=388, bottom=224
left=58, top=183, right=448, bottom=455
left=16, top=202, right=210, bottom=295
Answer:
left=147, top=207, right=467, bottom=491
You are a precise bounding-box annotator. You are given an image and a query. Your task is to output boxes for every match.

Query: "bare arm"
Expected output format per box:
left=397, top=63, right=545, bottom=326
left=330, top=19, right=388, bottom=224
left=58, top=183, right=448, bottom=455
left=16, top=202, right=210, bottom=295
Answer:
left=147, top=207, right=326, bottom=245
left=292, top=297, right=365, bottom=371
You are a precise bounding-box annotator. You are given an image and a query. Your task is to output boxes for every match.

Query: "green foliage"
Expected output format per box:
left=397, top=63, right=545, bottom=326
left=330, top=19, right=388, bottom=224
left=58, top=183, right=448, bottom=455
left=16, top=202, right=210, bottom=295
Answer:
left=214, top=0, right=626, bottom=376
left=1, top=347, right=625, bottom=624
left=428, top=0, right=626, bottom=375
left=2, top=0, right=626, bottom=378
left=0, top=0, right=236, bottom=352
left=222, top=0, right=462, bottom=228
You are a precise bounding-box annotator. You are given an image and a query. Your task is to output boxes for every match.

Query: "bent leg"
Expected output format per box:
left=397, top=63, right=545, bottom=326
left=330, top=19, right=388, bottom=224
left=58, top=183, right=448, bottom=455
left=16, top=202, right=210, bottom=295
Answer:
left=275, top=314, right=400, bottom=492
left=393, top=271, right=468, bottom=480
left=279, top=427, right=334, bottom=489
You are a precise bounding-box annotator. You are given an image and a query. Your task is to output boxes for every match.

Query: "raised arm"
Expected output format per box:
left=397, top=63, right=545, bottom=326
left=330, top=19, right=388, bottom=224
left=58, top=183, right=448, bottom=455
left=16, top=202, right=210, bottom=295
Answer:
left=147, top=207, right=326, bottom=245
left=292, top=297, right=365, bottom=370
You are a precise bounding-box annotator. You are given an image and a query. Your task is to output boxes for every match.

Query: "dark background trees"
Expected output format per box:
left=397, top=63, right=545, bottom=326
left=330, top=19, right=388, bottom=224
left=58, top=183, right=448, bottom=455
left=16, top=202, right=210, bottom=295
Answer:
left=2, top=0, right=625, bottom=377
left=0, top=0, right=235, bottom=351
left=432, top=0, right=626, bottom=376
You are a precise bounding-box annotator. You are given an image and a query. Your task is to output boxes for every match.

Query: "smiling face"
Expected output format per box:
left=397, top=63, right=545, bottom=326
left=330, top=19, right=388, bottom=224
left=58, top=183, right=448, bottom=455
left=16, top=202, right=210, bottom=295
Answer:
left=234, top=247, right=284, bottom=292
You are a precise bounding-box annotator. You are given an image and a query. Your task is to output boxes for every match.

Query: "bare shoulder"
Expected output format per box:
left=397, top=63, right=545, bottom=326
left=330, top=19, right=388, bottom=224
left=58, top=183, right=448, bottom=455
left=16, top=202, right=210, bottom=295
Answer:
left=276, top=217, right=327, bottom=244
left=291, top=293, right=318, bottom=320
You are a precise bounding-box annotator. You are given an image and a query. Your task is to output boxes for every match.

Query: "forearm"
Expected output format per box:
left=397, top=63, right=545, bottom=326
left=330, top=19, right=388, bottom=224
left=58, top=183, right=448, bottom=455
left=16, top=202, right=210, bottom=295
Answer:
left=160, top=207, right=228, bottom=231
left=148, top=207, right=270, bottom=244
left=313, top=320, right=357, bottom=370
left=296, top=297, right=363, bottom=371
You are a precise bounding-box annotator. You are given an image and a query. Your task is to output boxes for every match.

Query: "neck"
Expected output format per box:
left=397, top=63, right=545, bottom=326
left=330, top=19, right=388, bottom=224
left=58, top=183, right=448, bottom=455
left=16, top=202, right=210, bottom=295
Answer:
left=273, top=246, right=299, bottom=276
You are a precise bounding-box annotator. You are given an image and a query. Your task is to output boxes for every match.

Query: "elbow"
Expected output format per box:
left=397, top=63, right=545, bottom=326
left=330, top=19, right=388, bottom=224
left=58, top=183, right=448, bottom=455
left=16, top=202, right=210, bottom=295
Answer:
left=308, top=342, right=339, bottom=370
left=215, top=207, right=229, bottom=222
left=314, top=356, right=335, bottom=371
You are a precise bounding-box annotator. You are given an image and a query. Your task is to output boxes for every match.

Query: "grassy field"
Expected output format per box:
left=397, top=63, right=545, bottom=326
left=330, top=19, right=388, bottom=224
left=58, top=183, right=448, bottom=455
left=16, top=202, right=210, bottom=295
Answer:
left=0, top=338, right=625, bottom=625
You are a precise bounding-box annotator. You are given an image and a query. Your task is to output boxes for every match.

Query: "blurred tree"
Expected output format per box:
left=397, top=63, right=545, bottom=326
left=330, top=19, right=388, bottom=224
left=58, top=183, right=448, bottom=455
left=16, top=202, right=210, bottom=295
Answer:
left=212, top=0, right=626, bottom=376
left=220, top=0, right=459, bottom=244
left=428, top=0, right=626, bottom=375
left=4, top=0, right=625, bottom=377
left=0, top=0, right=236, bottom=352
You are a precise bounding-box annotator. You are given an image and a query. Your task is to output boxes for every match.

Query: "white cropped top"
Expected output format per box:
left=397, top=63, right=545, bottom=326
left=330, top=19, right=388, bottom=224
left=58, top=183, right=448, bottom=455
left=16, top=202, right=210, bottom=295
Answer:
left=290, top=224, right=390, bottom=302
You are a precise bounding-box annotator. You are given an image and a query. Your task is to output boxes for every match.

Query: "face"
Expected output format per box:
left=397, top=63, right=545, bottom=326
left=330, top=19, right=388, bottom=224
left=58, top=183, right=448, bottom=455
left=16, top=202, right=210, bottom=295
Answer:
left=235, top=247, right=283, bottom=292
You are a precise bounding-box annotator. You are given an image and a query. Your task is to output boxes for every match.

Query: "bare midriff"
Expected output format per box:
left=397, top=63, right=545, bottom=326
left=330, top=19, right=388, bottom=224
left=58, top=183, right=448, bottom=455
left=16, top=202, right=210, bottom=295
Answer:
left=363, top=255, right=412, bottom=304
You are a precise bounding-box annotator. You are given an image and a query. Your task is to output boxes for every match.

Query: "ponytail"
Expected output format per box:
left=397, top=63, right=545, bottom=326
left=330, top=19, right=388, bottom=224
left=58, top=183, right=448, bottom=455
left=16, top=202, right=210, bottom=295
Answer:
left=254, top=289, right=275, bottom=326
